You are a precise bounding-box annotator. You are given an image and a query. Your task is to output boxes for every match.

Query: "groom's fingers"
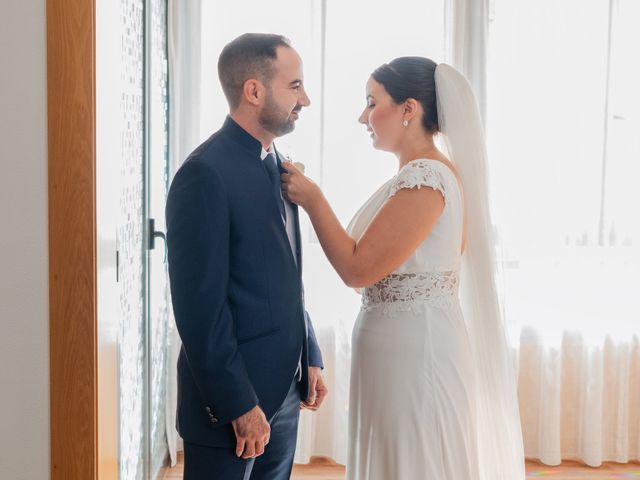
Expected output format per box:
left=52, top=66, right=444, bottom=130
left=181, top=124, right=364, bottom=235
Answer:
left=242, top=442, right=257, bottom=459
left=235, top=439, right=246, bottom=458
left=314, top=386, right=328, bottom=409
left=307, top=379, right=318, bottom=405
left=281, top=161, right=297, bottom=174
left=301, top=398, right=319, bottom=411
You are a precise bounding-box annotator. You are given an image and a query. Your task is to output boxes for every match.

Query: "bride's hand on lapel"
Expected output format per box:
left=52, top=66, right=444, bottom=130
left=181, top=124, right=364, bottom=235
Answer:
left=280, top=160, right=321, bottom=210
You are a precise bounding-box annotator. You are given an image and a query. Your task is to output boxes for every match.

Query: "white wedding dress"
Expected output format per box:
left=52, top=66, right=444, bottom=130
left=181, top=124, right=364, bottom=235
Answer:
left=345, top=158, right=480, bottom=480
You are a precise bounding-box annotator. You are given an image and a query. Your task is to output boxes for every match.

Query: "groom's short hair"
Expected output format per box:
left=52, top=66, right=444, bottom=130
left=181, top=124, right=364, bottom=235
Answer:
left=218, top=33, right=291, bottom=110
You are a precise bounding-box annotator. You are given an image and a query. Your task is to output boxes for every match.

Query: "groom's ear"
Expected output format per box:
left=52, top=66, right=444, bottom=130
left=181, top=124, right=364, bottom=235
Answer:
left=242, top=79, right=266, bottom=107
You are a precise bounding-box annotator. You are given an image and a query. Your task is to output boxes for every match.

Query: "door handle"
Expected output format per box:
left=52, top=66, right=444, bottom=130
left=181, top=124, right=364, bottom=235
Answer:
left=147, top=217, right=167, bottom=263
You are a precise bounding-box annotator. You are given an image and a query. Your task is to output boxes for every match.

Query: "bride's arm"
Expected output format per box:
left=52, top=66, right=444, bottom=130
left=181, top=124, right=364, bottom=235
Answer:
left=281, top=163, right=444, bottom=289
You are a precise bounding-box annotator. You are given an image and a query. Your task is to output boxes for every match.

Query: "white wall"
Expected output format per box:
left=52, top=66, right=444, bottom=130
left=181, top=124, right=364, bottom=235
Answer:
left=0, top=1, right=50, bottom=479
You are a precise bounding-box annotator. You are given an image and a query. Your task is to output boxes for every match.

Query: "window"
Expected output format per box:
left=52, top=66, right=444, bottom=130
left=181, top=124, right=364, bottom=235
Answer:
left=487, top=0, right=640, bottom=345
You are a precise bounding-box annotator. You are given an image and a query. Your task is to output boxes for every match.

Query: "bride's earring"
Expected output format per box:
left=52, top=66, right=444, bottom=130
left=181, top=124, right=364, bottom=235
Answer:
left=403, top=120, right=409, bottom=127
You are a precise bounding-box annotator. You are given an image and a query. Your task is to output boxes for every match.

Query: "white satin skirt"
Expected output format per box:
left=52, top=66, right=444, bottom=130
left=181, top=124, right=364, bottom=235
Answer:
left=346, top=301, right=480, bottom=480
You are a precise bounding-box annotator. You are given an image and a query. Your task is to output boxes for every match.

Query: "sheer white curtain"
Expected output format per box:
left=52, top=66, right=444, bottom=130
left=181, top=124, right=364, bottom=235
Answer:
left=445, top=0, right=489, bottom=121
left=487, top=0, right=640, bottom=466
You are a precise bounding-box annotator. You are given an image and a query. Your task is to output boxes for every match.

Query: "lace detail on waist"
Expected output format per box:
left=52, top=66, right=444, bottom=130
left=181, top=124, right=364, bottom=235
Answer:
left=361, top=270, right=459, bottom=312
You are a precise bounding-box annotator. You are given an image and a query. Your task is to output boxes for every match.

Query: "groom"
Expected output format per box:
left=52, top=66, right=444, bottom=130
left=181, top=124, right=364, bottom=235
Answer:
left=166, top=33, right=326, bottom=479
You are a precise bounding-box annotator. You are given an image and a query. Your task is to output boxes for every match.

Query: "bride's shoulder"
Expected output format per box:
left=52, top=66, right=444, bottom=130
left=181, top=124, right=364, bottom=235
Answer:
left=390, top=159, right=450, bottom=197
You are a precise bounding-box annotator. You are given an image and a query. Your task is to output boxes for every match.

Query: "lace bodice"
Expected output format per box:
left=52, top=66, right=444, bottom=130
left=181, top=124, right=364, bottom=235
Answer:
left=361, top=270, right=459, bottom=311
left=346, top=159, right=464, bottom=310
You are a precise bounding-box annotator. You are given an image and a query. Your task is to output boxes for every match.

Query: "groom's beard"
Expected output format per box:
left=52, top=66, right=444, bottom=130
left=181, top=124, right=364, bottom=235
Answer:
left=259, top=91, right=300, bottom=137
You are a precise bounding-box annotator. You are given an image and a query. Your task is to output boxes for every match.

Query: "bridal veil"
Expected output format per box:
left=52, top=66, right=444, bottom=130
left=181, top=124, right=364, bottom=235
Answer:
left=435, top=63, right=526, bottom=479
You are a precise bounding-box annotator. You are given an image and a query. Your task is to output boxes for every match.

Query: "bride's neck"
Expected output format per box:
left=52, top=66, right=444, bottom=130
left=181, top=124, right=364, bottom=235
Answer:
left=396, top=133, right=441, bottom=170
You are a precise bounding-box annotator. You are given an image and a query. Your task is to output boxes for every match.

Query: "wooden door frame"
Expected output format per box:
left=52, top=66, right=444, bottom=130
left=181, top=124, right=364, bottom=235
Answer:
left=48, top=0, right=98, bottom=478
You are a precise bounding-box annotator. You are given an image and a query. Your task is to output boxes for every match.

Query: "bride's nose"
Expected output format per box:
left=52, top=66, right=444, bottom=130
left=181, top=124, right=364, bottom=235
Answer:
left=358, top=109, right=368, bottom=125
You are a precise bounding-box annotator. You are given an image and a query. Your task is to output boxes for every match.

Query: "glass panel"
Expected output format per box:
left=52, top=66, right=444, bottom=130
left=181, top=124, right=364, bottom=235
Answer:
left=603, top=0, right=640, bottom=246
left=147, top=0, right=170, bottom=477
left=117, top=0, right=147, bottom=478
left=98, top=0, right=169, bottom=477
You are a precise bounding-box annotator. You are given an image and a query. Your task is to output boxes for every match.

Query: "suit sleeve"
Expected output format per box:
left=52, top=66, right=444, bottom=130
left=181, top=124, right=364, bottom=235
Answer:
left=166, top=160, right=259, bottom=425
left=305, top=310, right=324, bottom=368
left=301, top=282, right=324, bottom=369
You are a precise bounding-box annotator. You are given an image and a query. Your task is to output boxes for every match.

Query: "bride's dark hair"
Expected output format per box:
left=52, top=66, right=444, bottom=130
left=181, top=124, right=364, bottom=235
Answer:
left=371, top=57, right=439, bottom=134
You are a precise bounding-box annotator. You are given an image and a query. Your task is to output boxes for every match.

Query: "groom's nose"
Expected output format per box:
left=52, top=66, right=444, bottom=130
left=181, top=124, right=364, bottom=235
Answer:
left=299, top=87, right=311, bottom=107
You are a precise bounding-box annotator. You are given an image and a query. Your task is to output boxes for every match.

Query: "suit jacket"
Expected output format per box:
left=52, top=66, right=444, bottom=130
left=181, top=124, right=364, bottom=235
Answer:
left=166, top=116, right=324, bottom=447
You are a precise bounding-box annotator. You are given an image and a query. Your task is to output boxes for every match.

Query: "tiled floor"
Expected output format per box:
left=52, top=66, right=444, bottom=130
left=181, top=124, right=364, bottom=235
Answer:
left=162, top=455, right=640, bottom=479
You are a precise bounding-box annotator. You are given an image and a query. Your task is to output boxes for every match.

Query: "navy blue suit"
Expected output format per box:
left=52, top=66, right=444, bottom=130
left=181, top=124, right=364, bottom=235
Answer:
left=166, top=116, right=323, bottom=479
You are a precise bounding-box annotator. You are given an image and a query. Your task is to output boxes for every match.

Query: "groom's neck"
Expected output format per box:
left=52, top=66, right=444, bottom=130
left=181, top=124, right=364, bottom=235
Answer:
left=230, top=111, right=275, bottom=150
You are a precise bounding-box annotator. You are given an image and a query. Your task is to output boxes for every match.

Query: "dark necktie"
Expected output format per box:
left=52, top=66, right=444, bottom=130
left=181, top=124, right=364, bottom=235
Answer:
left=264, top=152, right=286, bottom=222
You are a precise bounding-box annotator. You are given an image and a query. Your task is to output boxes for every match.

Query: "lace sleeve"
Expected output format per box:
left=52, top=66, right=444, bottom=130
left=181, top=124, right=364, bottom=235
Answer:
left=389, top=160, right=447, bottom=201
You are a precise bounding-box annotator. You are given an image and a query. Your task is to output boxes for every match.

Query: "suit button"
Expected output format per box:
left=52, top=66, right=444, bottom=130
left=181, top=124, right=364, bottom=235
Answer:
left=205, top=406, right=211, bottom=413
left=210, top=417, right=219, bottom=424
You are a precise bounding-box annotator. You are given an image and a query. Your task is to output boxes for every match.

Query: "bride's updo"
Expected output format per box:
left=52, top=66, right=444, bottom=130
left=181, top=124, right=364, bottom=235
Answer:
left=371, top=57, right=439, bottom=134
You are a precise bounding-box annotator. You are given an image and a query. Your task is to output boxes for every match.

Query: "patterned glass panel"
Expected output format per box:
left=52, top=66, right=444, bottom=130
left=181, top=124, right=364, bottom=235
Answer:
left=117, top=0, right=146, bottom=479
left=99, top=0, right=169, bottom=476
left=148, top=0, right=170, bottom=476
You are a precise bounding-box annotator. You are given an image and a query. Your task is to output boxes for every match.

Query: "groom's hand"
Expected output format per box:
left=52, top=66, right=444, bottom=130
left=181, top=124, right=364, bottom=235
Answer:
left=231, top=405, right=271, bottom=459
left=301, top=367, right=328, bottom=411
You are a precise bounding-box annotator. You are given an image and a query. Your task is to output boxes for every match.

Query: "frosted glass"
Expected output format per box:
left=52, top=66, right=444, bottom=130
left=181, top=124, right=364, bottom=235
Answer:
left=117, top=0, right=146, bottom=478
left=148, top=0, right=170, bottom=476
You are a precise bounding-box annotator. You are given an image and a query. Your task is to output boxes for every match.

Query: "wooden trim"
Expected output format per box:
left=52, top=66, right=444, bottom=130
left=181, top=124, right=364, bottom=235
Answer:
left=47, top=0, right=97, bottom=478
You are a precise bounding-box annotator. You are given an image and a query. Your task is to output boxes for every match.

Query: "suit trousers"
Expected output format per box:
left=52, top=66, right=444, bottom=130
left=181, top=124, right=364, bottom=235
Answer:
left=183, top=376, right=303, bottom=480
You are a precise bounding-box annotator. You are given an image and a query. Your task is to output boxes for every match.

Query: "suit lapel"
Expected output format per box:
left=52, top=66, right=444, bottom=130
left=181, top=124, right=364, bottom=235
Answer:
left=274, top=146, right=303, bottom=276
left=291, top=198, right=302, bottom=276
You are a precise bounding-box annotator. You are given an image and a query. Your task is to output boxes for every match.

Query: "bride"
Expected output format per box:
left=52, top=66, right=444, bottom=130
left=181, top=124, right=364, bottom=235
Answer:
left=281, top=57, right=525, bottom=479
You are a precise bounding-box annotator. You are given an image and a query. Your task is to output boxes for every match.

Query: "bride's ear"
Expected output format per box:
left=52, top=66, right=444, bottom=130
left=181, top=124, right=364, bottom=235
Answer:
left=403, top=98, right=420, bottom=122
